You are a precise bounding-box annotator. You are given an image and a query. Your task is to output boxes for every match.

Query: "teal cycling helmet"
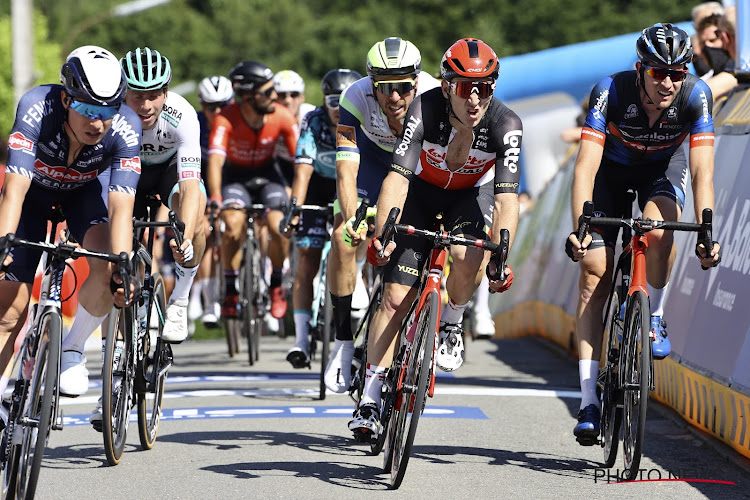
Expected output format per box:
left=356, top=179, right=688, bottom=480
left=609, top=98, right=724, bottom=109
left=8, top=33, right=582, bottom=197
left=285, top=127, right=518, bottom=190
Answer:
left=121, top=47, right=172, bottom=91
left=366, top=37, right=422, bottom=77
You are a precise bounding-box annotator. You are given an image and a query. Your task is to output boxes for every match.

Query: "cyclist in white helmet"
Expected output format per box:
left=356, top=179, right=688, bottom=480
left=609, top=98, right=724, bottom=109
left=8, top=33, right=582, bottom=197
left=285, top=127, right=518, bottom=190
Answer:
left=194, top=75, right=234, bottom=327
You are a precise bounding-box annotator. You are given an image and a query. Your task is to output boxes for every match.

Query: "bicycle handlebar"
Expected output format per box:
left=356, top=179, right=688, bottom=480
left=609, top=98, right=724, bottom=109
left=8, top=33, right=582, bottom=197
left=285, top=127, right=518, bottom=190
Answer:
left=280, top=196, right=334, bottom=234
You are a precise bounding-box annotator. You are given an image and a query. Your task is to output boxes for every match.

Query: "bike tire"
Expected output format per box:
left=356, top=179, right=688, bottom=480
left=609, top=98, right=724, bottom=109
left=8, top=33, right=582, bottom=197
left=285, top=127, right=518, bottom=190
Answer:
left=601, top=285, right=624, bottom=468
left=16, top=312, right=60, bottom=499
left=244, top=238, right=261, bottom=366
left=318, top=284, right=332, bottom=401
left=390, top=291, right=438, bottom=489
left=102, top=306, right=134, bottom=465
left=374, top=357, right=396, bottom=459
left=137, top=273, right=168, bottom=450
left=622, top=290, right=651, bottom=479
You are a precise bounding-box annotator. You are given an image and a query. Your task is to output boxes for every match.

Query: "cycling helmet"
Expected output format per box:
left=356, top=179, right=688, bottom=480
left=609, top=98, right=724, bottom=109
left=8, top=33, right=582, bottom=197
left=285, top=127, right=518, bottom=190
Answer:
left=636, top=23, right=693, bottom=66
left=440, top=38, right=499, bottom=81
left=229, top=61, right=274, bottom=92
left=60, top=45, right=126, bottom=106
left=321, top=69, right=363, bottom=95
left=366, top=37, right=422, bottom=77
left=273, top=70, right=306, bottom=93
left=198, top=76, right=234, bottom=103
left=121, top=47, right=172, bottom=91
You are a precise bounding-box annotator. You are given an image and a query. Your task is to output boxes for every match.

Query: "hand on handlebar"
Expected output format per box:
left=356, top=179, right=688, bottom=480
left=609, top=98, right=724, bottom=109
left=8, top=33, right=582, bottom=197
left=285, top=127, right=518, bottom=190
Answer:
left=695, top=239, right=721, bottom=269
left=109, top=262, right=135, bottom=308
left=565, top=231, right=592, bottom=262
left=279, top=214, right=300, bottom=239
left=343, top=216, right=368, bottom=247
left=366, top=236, right=395, bottom=266
left=170, top=237, right=194, bottom=263
left=488, top=264, right=514, bottom=293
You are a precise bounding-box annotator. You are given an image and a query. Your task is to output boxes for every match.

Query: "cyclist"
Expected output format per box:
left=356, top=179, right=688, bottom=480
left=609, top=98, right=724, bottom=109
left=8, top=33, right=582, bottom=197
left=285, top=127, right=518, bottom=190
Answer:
left=195, top=75, right=234, bottom=327
left=282, top=68, right=362, bottom=368
left=350, top=38, right=520, bottom=436
left=0, top=45, right=140, bottom=403
left=565, top=24, right=721, bottom=444
left=206, top=61, right=299, bottom=320
left=324, top=37, right=440, bottom=394
left=273, top=70, right=315, bottom=188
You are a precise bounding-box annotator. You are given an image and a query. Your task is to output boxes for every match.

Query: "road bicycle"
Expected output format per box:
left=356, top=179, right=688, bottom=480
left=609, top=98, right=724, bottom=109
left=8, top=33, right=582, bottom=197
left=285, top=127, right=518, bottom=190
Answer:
left=375, top=207, right=510, bottom=489
left=575, top=199, right=714, bottom=480
left=0, top=207, right=132, bottom=497
left=221, top=178, right=271, bottom=363
left=99, top=196, right=183, bottom=465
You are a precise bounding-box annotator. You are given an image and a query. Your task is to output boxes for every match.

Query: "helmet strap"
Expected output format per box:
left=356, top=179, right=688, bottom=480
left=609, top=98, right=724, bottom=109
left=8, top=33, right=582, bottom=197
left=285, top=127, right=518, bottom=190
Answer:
left=638, top=67, right=655, bottom=107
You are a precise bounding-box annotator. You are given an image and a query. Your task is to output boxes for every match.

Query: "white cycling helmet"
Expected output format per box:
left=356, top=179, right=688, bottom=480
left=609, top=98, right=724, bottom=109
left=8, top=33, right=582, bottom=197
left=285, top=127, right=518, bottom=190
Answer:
left=273, top=70, right=305, bottom=94
left=198, top=75, right=234, bottom=104
left=60, top=45, right=126, bottom=106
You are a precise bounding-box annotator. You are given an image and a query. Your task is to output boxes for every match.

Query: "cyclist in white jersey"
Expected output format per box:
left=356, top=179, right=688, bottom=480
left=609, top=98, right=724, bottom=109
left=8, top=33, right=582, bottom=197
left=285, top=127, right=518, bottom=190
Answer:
left=324, top=37, right=440, bottom=394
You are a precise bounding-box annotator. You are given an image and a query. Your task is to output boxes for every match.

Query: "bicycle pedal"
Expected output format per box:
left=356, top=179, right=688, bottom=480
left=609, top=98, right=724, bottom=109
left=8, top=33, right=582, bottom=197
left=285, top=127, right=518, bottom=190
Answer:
left=575, top=435, right=600, bottom=447
left=352, top=428, right=377, bottom=444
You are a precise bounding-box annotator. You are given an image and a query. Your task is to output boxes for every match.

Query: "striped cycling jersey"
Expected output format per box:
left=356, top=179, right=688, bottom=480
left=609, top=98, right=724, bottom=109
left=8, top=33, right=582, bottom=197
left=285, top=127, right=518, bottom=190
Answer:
left=6, top=84, right=142, bottom=195
left=582, top=70, right=714, bottom=165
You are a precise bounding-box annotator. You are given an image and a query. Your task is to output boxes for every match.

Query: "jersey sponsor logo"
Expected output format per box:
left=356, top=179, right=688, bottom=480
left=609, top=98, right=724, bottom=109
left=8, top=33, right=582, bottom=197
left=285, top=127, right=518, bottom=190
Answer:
left=394, top=116, right=422, bottom=157
left=181, top=156, right=201, bottom=164
left=162, top=104, right=183, bottom=121
left=111, top=115, right=140, bottom=148
left=76, top=155, right=104, bottom=168
left=502, top=130, right=522, bottom=173
left=592, top=88, right=609, bottom=120
left=397, top=264, right=419, bottom=276
left=141, top=144, right=173, bottom=153
left=391, top=163, right=412, bottom=176
left=120, top=157, right=142, bottom=174
left=495, top=182, right=519, bottom=189
left=34, top=159, right=98, bottom=183
left=180, top=170, right=198, bottom=180
left=8, top=132, right=34, bottom=153
left=624, top=104, right=638, bottom=119
left=700, top=91, right=710, bottom=123
left=690, top=133, right=715, bottom=148
left=21, top=100, right=54, bottom=128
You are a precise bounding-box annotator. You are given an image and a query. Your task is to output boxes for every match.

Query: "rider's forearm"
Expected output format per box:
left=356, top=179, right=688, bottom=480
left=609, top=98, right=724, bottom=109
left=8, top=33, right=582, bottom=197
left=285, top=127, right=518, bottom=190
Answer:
left=374, top=172, right=409, bottom=235
left=206, top=153, right=225, bottom=199
left=0, top=173, right=31, bottom=237
left=291, top=163, right=314, bottom=205
left=108, top=192, right=135, bottom=255
left=178, top=179, right=201, bottom=241
left=689, top=145, right=715, bottom=221
left=492, top=193, right=519, bottom=249
left=570, top=141, right=603, bottom=228
left=335, top=159, right=360, bottom=222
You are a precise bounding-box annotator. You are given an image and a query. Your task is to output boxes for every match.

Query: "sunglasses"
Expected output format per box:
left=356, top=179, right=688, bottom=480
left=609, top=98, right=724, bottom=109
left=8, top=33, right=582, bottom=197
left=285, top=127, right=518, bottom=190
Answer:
left=70, top=100, right=120, bottom=120
left=324, top=94, right=340, bottom=110
left=255, top=86, right=276, bottom=98
left=373, top=80, right=416, bottom=96
left=449, top=81, right=496, bottom=99
left=203, top=100, right=231, bottom=112
left=643, top=65, right=688, bottom=82
left=277, top=91, right=301, bottom=100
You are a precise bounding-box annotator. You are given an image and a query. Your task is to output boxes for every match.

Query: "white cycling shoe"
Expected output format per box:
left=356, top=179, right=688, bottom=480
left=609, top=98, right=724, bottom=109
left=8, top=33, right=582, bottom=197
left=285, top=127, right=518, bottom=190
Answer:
left=325, top=340, right=355, bottom=393
left=162, top=298, right=189, bottom=343
left=59, top=351, right=89, bottom=397
left=436, top=324, right=465, bottom=372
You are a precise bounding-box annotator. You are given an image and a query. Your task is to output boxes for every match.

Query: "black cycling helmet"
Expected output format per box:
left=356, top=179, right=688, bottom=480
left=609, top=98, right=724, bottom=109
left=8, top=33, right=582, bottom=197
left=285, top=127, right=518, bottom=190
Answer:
left=321, top=69, right=363, bottom=95
left=636, top=23, right=693, bottom=66
left=228, top=61, right=274, bottom=92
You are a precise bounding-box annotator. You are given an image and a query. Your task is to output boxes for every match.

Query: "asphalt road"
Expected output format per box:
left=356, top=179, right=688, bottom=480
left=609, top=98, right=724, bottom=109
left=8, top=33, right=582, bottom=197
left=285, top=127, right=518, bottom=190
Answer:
left=32, top=332, right=750, bottom=500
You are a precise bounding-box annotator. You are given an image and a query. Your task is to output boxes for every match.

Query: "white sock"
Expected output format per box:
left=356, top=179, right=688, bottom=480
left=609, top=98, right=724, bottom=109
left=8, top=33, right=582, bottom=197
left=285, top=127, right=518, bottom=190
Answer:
left=440, top=299, right=468, bottom=325
left=648, top=282, right=668, bottom=317
left=579, top=359, right=600, bottom=410
left=190, top=280, right=203, bottom=305
left=361, top=364, right=387, bottom=409
left=171, top=263, right=199, bottom=303
left=201, top=278, right=217, bottom=306
left=293, top=310, right=312, bottom=349
left=355, top=256, right=366, bottom=277
left=62, top=306, right=108, bottom=353
left=473, top=275, right=491, bottom=318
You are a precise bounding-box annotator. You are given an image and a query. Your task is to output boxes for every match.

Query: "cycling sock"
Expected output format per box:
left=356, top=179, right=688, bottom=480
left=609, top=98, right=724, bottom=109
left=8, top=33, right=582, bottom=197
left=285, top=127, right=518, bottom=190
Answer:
left=224, top=270, right=240, bottom=295
left=361, top=364, right=387, bottom=409
left=472, top=275, right=491, bottom=318
left=579, top=359, right=600, bottom=410
left=647, top=282, right=668, bottom=317
left=62, top=306, right=108, bottom=353
left=171, top=263, right=198, bottom=303
left=440, top=299, right=468, bottom=325
left=331, top=293, right=353, bottom=341
left=293, top=310, right=312, bottom=348
left=270, top=267, right=283, bottom=289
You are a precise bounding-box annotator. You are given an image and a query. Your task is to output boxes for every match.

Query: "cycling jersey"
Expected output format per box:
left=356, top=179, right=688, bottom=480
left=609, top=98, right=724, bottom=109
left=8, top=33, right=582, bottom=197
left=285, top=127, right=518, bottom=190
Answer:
left=336, top=71, right=440, bottom=201
left=581, top=71, right=714, bottom=165
left=391, top=88, right=523, bottom=194
left=139, top=92, right=202, bottom=182
left=6, top=84, right=142, bottom=195
left=208, top=102, right=299, bottom=169
left=295, top=106, right=336, bottom=179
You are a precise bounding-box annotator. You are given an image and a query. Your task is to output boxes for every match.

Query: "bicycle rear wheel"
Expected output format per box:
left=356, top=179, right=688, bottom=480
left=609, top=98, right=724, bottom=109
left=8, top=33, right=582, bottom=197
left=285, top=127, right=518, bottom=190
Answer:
left=138, top=273, right=169, bottom=450
left=601, top=285, right=624, bottom=468
left=102, top=306, right=134, bottom=465
left=16, top=312, right=61, bottom=499
left=244, top=237, right=262, bottom=365
left=622, top=290, right=651, bottom=479
left=389, top=291, right=438, bottom=489
left=318, top=281, right=332, bottom=401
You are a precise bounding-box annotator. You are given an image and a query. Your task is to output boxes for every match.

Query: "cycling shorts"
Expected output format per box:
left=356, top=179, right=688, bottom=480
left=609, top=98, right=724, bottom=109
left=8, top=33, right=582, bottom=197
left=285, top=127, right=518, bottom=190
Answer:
left=590, top=147, right=687, bottom=250
left=295, top=173, right=336, bottom=249
left=221, top=162, right=289, bottom=210
left=383, top=177, right=494, bottom=288
left=134, top=155, right=207, bottom=220
left=5, top=181, right=109, bottom=284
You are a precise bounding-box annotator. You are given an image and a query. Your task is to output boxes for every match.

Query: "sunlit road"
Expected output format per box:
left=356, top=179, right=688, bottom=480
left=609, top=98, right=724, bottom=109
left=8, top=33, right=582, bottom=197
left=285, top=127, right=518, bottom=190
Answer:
left=34, top=332, right=750, bottom=500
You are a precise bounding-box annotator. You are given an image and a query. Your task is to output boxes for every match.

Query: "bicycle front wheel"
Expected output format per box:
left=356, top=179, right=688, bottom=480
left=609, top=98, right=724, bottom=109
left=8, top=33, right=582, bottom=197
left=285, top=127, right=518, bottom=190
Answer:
left=138, top=273, right=168, bottom=450
left=244, top=237, right=263, bottom=365
left=601, top=285, right=624, bottom=468
left=102, top=306, right=135, bottom=465
left=318, top=282, right=332, bottom=401
left=16, top=312, right=61, bottom=499
left=622, top=290, right=651, bottom=479
left=390, top=291, right=438, bottom=490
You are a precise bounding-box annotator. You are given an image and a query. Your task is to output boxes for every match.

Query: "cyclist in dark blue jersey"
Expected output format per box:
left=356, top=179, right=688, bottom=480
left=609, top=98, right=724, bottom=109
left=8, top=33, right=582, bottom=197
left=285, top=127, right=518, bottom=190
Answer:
left=565, top=24, right=721, bottom=443
left=0, top=45, right=141, bottom=403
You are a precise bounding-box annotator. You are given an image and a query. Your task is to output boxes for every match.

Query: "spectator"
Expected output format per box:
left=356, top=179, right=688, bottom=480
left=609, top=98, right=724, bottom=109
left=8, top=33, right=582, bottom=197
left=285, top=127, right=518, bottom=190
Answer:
left=691, top=2, right=725, bottom=76
left=695, top=13, right=727, bottom=78
left=706, top=6, right=738, bottom=99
